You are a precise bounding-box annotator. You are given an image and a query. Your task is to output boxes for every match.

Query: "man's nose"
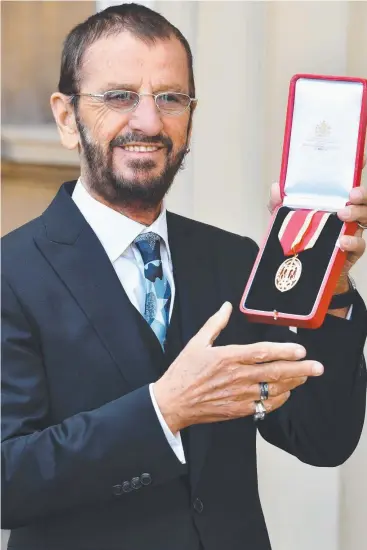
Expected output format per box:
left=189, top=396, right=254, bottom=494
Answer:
left=128, top=95, right=164, bottom=136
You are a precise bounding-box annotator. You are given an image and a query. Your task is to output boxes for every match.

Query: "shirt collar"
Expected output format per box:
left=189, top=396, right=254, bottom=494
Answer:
left=72, top=178, right=171, bottom=264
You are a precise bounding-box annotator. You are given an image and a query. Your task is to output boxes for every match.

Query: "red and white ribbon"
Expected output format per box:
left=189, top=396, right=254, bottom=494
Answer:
left=278, top=209, right=331, bottom=256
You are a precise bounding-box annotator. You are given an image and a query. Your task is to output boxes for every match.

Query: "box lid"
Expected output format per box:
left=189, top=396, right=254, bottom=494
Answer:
left=280, top=75, right=367, bottom=212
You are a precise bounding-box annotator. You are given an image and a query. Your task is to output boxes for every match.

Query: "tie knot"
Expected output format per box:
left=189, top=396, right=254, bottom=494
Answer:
left=134, top=232, right=161, bottom=266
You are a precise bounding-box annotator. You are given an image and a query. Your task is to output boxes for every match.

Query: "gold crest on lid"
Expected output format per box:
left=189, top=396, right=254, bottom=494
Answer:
left=315, top=120, right=331, bottom=138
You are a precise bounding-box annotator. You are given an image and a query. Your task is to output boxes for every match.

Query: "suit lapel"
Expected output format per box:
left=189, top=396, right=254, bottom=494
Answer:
left=35, top=182, right=162, bottom=390
left=167, top=213, right=220, bottom=493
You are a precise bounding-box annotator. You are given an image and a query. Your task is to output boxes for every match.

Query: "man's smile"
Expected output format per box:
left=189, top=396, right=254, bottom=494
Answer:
left=114, top=143, right=166, bottom=161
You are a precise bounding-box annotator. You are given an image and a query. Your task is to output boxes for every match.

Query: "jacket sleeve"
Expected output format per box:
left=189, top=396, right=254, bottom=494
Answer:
left=257, top=295, right=367, bottom=467
left=1, top=277, right=186, bottom=529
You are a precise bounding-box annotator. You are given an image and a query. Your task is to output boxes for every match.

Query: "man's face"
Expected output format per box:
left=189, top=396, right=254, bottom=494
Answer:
left=75, top=31, right=193, bottom=207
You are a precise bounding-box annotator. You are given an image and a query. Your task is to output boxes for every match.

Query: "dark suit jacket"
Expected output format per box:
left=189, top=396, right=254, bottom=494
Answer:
left=2, top=182, right=367, bottom=550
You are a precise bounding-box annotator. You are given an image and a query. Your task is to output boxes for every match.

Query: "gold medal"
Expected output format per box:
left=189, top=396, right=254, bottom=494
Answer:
left=275, top=255, right=302, bottom=292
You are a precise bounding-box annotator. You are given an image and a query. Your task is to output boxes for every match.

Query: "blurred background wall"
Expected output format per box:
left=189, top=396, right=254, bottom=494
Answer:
left=2, top=1, right=366, bottom=550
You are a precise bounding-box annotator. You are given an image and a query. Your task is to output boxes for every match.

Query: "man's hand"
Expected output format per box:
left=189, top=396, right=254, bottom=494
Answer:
left=336, top=182, right=367, bottom=289
left=153, top=303, right=324, bottom=433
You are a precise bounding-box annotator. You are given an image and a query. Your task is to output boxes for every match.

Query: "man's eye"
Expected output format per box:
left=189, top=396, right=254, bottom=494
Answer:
left=160, top=93, right=181, bottom=104
left=105, top=91, right=133, bottom=101
left=104, top=91, right=139, bottom=110
left=156, top=93, right=191, bottom=114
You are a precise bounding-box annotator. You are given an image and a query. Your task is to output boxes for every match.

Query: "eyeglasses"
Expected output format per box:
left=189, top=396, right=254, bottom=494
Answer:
left=71, top=90, right=197, bottom=116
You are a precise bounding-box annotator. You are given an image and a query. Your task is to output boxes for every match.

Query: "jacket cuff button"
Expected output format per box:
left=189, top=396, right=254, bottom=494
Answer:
left=112, top=484, right=122, bottom=496
left=193, top=498, right=204, bottom=513
left=122, top=481, right=133, bottom=493
left=140, top=473, right=152, bottom=486
left=131, top=477, right=142, bottom=490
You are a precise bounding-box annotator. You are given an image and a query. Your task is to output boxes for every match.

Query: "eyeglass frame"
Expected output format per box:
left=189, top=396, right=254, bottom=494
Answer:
left=70, top=90, right=198, bottom=116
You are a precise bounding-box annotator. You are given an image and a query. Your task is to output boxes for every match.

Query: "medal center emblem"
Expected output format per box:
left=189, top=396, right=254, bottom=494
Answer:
left=275, top=256, right=302, bottom=292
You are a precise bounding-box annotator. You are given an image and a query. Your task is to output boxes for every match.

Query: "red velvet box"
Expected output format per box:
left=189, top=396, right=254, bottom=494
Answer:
left=240, top=74, right=367, bottom=329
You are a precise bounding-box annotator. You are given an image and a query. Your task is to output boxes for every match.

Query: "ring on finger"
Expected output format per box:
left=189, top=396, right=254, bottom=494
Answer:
left=357, top=222, right=367, bottom=230
left=259, top=382, right=269, bottom=401
left=254, top=400, right=267, bottom=422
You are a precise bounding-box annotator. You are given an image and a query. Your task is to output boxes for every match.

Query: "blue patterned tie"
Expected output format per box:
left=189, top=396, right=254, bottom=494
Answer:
left=134, top=232, right=171, bottom=348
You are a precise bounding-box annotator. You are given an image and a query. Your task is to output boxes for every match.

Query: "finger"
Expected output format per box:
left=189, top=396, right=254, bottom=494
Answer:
left=338, top=205, right=367, bottom=225
left=339, top=235, right=366, bottom=257
left=267, top=182, right=282, bottom=213
left=252, top=391, right=291, bottom=415
left=192, top=302, right=233, bottom=347
left=349, top=186, right=367, bottom=205
left=339, top=227, right=363, bottom=249
left=250, top=376, right=307, bottom=400
left=249, top=359, right=324, bottom=383
left=218, top=341, right=307, bottom=364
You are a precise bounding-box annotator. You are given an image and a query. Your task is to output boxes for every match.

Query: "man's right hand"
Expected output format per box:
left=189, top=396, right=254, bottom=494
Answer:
left=153, top=302, right=324, bottom=434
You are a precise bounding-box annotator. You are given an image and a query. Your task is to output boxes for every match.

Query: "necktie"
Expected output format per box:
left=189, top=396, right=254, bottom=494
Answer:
left=134, top=232, right=171, bottom=348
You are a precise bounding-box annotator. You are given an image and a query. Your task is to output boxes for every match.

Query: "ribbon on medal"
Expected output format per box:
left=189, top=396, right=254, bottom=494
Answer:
left=275, top=209, right=331, bottom=292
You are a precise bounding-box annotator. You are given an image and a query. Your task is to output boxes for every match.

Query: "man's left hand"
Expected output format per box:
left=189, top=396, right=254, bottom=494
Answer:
left=336, top=184, right=367, bottom=291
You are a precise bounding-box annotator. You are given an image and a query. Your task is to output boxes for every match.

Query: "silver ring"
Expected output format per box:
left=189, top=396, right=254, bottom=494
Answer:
left=357, top=222, right=367, bottom=230
left=259, top=382, right=269, bottom=401
left=254, top=400, right=267, bottom=421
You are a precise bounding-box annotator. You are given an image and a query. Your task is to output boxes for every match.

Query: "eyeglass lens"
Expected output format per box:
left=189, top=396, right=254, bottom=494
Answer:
left=103, top=90, right=190, bottom=114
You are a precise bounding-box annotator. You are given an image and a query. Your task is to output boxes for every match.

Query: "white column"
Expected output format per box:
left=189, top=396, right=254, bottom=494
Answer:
left=190, top=0, right=267, bottom=242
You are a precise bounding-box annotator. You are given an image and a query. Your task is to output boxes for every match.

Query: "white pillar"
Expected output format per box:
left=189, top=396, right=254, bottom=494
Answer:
left=190, top=1, right=267, bottom=242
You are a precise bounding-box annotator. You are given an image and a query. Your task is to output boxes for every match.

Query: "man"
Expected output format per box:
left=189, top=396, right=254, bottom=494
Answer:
left=2, top=4, right=367, bottom=550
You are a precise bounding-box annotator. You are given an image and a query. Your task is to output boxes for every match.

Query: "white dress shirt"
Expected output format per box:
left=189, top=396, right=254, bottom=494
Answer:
left=72, top=179, right=186, bottom=464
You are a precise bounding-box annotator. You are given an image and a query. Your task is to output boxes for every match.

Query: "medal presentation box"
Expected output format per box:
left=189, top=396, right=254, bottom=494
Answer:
left=240, top=74, right=367, bottom=329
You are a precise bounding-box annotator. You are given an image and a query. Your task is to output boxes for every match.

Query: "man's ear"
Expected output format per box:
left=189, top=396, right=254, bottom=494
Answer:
left=50, top=93, right=79, bottom=150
